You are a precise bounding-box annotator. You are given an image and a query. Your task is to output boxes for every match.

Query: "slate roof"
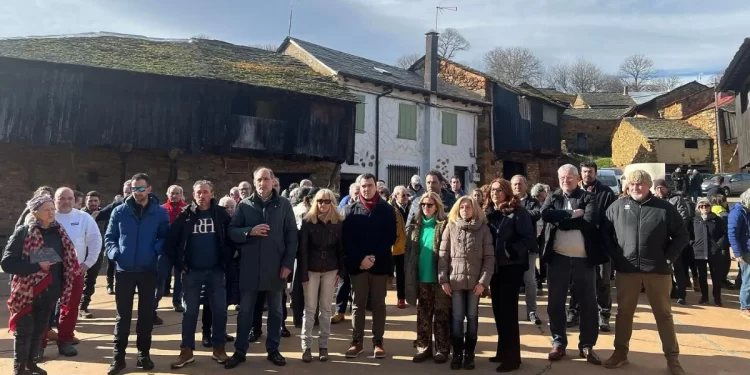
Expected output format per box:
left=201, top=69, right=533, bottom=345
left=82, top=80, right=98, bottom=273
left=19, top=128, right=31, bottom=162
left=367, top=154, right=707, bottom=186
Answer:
left=0, top=33, right=357, bottom=102
left=578, top=92, right=636, bottom=108
left=623, top=118, right=712, bottom=140
left=721, top=97, right=736, bottom=112
left=627, top=81, right=710, bottom=116
left=283, top=38, right=488, bottom=105
left=718, top=38, right=750, bottom=92
left=533, top=87, right=577, bottom=106
left=563, top=108, right=629, bottom=120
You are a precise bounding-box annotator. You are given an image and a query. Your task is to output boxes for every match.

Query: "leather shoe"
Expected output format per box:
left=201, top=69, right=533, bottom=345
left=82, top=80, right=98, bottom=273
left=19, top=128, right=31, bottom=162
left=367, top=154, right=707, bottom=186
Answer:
left=224, top=353, right=245, bottom=369
left=267, top=350, right=286, bottom=366
left=548, top=346, right=566, bottom=361
left=579, top=347, right=602, bottom=365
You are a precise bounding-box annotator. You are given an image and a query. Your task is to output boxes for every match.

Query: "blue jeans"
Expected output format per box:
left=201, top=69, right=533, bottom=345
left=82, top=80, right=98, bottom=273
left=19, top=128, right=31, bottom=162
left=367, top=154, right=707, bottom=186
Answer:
left=235, top=288, right=284, bottom=355
left=740, top=257, right=750, bottom=310
left=154, top=256, right=182, bottom=313
left=451, top=289, right=480, bottom=340
left=547, top=254, right=599, bottom=349
left=181, top=269, right=227, bottom=349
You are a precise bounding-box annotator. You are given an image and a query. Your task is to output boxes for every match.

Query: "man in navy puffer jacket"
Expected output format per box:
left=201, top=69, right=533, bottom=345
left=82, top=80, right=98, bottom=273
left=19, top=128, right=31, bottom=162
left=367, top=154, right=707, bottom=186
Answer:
left=104, top=173, right=169, bottom=375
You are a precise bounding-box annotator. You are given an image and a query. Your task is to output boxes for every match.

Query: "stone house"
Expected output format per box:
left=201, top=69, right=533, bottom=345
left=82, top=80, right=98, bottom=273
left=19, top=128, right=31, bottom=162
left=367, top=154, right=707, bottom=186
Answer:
left=572, top=92, right=636, bottom=109
left=0, top=33, right=357, bottom=234
left=626, top=81, right=708, bottom=118
left=279, top=32, right=488, bottom=191
left=405, top=59, right=567, bottom=187
left=611, top=118, right=713, bottom=170
left=718, top=38, right=750, bottom=169
left=562, top=108, right=630, bottom=155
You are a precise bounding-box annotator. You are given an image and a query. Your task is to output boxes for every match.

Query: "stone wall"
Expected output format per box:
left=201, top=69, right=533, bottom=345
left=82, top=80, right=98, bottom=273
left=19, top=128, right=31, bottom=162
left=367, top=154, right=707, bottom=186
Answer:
left=0, top=144, right=337, bottom=234
left=684, top=109, right=739, bottom=172
left=611, top=121, right=655, bottom=166
left=561, top=118, right=620, bottom=155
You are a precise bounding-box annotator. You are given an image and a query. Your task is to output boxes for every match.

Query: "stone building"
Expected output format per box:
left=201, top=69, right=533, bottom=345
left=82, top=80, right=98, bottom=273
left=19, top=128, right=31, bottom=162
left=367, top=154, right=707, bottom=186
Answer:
left=562, top=108, right=630, bottom=155
left=718, top=38, right=750, bottom=169
left=0, top=33, right=357, bottom=234
left=572, top=92, right=636, bottom=109
left=611, top=118, right=713, bottom=170
left=279, top=32, right=487, bottom=191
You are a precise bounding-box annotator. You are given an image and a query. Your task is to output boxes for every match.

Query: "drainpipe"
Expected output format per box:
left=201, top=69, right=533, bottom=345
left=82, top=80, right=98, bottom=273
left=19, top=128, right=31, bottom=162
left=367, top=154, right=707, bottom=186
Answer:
left=714, top=90, right=724, bottom=173
left=375, top=86, right=394, bottom=179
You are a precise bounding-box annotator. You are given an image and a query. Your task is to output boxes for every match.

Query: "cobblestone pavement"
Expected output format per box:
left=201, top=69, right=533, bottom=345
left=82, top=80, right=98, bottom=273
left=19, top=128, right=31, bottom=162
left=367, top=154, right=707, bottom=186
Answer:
left=0, top=272, right=748, bottom=375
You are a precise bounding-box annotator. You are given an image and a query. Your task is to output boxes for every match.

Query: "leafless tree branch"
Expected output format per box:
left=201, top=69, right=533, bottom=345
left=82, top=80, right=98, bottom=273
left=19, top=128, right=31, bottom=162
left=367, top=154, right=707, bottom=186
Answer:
left=483, top=46, right=544, bottom=86
left=438, top=28, right=471, bottom=61
left=395, top=53, right=422, bottom=69
left=619, top=54, right=655, bottom=91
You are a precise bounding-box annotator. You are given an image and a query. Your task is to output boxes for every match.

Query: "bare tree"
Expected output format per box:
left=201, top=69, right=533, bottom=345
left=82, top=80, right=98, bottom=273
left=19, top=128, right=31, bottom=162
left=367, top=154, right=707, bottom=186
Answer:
left=438, top=28, right=470, bottom=60
left=250, top=44, right=278, bottom=52
left=395, top=53, right=422, bottom=69
left=569, top=59, right=604, bottom=93
left=619, top=54, right=655, bottom=91
left=649, top=76, right=682, bottom=91
left=192, top=34, right=213, bottom=39
left=598, top=74, right=626, bottom=93
left=547, top=63, right=572, bottom=92
left=484, top=46, right=544, bottom=86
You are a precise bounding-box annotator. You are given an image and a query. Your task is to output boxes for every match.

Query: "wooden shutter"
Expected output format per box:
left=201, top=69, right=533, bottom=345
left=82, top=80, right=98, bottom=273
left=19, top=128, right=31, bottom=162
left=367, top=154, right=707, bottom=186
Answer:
left=398, top=103, right=417, bottom=140
left=355, top=95, right=365, bottom=132
left=441, top=111, right=458, bottom=145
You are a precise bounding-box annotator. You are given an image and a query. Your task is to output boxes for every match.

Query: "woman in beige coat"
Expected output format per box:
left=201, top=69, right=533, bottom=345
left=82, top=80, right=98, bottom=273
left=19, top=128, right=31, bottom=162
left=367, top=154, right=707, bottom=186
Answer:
left=438, top=196, right=494, bottom=370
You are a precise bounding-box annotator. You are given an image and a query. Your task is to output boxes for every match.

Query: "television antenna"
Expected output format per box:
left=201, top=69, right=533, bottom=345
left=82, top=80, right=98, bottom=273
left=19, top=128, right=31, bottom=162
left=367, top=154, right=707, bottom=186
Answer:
left=435, top=6, right=457, bottom=31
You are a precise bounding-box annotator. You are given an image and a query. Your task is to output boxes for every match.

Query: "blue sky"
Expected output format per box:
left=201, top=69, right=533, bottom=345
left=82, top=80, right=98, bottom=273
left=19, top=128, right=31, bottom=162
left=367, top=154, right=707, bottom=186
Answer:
left=1, top=0, right=747, bottom=82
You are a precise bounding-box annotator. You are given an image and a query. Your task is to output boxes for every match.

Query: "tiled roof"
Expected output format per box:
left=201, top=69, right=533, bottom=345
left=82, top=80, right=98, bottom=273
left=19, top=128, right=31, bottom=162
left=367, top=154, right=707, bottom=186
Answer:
left=534, top=87, right=577, bottom=105
left=718, top=38, right=750, bottom=92
left=285, top=38, right=488, bottom=104
left=623, top=118, right=712, bottom=140
left=578, top=92, right=636, bottom=108
left=0, top=33, right=357, bottom=102
left=563, top=108, right=629, bottom=120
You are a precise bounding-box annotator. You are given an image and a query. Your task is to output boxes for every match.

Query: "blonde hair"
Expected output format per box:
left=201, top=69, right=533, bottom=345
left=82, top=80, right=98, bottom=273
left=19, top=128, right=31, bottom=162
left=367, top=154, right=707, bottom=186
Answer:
left=412, top=192, right=446, bottom=223
left=448, top=196, right=486, bottom=224
left=304, top=189, right=343, bottom=224
left=626, top=169, right=653, bottom=187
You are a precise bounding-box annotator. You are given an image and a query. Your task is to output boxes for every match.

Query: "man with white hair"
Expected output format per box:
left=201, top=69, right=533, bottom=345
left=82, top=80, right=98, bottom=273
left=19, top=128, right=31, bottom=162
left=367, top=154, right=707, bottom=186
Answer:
left=238, top=181, right=253, bottom=200
left=601, top=170, right=688, bottom=374
left=299, top=179, right=313, bottom=188
left=49, top=187, right=102, bottom=357
left=229, top=187, right=241, bottom=203
left=407, top=175, right=424, bottom=203
left=541, top=164, right=606, bottom=365
left=511, top=175, right=543, bottom=326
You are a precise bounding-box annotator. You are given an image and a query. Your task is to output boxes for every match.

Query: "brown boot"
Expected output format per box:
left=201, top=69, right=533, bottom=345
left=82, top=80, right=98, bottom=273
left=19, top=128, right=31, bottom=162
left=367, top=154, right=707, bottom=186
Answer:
left=331, top=313, right=346, bottom=324
left=603, top=350, right=628, bottom=369
left=212, top=346, right=229, bottom=364
left=47, top=330, right=58, bottom=343
left=170, top=347, right=194, bottom=369
left=667, top=358, right=686, bottom=375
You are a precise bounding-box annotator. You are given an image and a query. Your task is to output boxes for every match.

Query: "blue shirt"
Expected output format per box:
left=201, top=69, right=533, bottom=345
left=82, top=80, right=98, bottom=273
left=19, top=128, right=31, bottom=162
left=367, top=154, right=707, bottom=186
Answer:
left=187, top=209, right=219, bottom=270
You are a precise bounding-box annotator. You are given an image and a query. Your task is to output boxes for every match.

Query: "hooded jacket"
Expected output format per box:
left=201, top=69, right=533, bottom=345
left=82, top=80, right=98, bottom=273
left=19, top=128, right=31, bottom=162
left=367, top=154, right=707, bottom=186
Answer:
left=437, top=218, right=494, bottom=291
left=105, top=194, right=170, bottom=272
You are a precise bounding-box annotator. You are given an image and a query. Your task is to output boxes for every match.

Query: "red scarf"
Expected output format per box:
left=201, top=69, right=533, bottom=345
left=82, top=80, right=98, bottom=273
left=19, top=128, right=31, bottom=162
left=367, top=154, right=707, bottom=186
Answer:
left=7, top=221, right=79, bottom=332
left=359, top=194, right=378, bottom=211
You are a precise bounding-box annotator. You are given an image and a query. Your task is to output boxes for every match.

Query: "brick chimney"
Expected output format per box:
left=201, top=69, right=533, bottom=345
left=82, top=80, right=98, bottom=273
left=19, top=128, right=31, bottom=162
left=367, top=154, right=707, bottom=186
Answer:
left=623, top=85, right=629, bottom=96
left=424, top=31, right=439, bottom=92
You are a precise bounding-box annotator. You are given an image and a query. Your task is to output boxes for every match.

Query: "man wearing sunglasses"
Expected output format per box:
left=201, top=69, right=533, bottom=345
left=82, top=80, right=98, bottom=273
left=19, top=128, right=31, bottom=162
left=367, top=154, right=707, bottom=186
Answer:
left=105, top=173, right=170, bottom=375
left=406, top=170, right=456, bottom=226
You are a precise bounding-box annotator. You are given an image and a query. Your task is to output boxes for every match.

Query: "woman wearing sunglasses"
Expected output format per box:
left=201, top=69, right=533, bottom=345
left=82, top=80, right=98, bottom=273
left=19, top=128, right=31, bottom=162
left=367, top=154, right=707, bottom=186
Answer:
left=485, top=178, right=537, bottom=372
left=691, top=197, right=727, bottom=306
left=297, top=189, right=345, bottom=363
left=404, top=192, right=450, bottom=364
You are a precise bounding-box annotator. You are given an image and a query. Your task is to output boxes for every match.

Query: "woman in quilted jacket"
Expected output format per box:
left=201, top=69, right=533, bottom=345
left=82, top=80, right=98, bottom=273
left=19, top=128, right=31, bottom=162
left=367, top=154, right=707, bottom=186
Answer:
left=438, top=196, right=494, bottom=370
left=404, top=192, right=450, bottom=364
left=2, top=195, right=79, bottom=375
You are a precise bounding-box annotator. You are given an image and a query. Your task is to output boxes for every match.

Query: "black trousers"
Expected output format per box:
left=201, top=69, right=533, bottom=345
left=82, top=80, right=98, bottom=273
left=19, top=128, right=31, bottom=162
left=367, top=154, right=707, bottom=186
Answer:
left=14, top=290, right=55, bottom=368
left=393, top=254, right=406, bottom=300
left=696, top=258, right=723, bottom=302
left=106, top=259, right=116, bottom=288
left=568, top=263, right=612, bottom=319
left=490, top=265, right=525, bottom=366
left=113, top=271, right=157, bottom=359
left=81, top=252, right=104, bottom=310
left=251, top=291, right=288, bottom=332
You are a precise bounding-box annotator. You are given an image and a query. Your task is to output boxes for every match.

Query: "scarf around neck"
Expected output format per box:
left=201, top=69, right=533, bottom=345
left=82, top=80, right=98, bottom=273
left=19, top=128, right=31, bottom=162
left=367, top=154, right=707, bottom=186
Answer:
left=360, top=194, right=377, bottom=211
left=7, top=220, right=79, bottom=332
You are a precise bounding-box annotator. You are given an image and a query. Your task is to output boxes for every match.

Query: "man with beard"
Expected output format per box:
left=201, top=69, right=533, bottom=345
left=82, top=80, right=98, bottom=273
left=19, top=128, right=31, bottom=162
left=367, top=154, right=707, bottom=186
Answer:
left=80, top=191, right=107, bottom=319
left=237, top=181, right=254, bottom=200
left=105, top=174, right=170, bottom=375
left=406, top=170, right=456, bottom=225
left=567, top=162, right=616, bottom=332
left=601, top=170, right=688, bottom=375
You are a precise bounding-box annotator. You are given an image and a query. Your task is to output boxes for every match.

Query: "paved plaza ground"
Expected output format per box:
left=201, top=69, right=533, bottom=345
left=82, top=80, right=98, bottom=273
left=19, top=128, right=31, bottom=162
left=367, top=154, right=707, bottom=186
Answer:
left=0, top=271, right=748, bottom=375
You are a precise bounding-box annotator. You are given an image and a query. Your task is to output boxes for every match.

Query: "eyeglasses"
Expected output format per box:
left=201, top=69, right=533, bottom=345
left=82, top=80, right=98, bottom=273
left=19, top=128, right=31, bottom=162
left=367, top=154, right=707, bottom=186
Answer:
left=698, top=205, right=710, bottom=208
left=420, top=203, right=435, bottom=208
left=131, top=186, right=147, bottom=193
left=317, top=199, right=332, bottom=205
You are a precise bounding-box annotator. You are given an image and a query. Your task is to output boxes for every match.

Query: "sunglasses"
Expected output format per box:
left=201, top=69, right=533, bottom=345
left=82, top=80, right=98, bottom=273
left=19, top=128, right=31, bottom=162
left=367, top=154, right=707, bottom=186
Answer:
left=317, top=199, right=332, bottom=205
left=698, top=205, right=710, bottom=208
left=420, top=203, right=435, bottom=208
left=131, top=186, right=148, bottom=193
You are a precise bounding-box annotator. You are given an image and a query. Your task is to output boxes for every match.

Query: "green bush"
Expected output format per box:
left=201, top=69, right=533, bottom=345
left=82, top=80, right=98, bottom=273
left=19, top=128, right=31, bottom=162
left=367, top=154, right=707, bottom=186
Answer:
left=595, top=157, right=614, bottom=168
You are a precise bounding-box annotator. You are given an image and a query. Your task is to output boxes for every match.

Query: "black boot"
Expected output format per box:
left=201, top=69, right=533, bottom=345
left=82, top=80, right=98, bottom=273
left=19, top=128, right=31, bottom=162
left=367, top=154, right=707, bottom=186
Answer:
left=450, top=338, right=463, bottom=370
left=463, top=337, right=477, bottom=370
left=25, top=361, right=47, bottom=375
left=13, top=361, right=26, bottom=375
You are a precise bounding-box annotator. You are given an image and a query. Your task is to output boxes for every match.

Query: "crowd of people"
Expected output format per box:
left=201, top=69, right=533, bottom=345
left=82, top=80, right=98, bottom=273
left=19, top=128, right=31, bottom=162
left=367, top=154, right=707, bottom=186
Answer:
left=2, top=162, right=749, bottom=375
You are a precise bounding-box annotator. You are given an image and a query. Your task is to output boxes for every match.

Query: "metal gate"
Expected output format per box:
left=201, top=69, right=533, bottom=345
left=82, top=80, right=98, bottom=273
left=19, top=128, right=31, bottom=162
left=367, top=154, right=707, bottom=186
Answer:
left=387, top=164, right=419, bottom=191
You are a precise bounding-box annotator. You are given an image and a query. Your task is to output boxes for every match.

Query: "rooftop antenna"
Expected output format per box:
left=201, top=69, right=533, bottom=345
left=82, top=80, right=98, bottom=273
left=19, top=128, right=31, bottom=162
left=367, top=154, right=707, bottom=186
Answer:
left=435, top=6, right=457, bottom=31
left=288, top=0, right=294, bottom=37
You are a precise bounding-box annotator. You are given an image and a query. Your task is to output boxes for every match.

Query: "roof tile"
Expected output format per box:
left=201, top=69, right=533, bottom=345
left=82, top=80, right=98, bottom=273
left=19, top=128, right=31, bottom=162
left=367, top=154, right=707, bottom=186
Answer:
left=564, top=108, right=629, bottom=120
left=623, top=118, right=712, bottom=140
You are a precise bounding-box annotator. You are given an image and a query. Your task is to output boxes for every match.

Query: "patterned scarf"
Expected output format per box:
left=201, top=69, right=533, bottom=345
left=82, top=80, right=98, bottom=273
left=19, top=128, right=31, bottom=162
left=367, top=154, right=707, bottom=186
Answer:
left=7, top=220, right=79, bottom=331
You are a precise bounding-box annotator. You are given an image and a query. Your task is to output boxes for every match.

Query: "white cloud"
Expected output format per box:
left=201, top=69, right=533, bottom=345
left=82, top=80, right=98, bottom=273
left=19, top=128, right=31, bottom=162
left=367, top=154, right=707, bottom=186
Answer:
left=346, top=0, right=749, bottom=76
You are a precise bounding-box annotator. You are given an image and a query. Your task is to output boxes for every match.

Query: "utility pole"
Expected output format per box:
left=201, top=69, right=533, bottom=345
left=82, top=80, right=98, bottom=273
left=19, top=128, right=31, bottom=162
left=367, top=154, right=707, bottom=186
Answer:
left=435, top=6, right=457, bottom=31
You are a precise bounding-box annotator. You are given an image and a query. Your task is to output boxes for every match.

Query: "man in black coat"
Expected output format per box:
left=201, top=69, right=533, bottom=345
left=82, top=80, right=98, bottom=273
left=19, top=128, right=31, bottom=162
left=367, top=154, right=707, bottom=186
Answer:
left=541, top=164, right=606, bottom=365
left=601, top=170, right=688, bottom=374
left=342, top=173, right=397, bottom=359
left=568, top=162, right=616, bottom=332
left=511, top=175, right=543, bottom=326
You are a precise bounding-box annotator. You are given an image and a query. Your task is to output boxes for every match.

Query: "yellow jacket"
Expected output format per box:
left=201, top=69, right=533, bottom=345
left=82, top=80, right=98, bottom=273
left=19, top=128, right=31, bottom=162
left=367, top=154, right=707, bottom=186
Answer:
left=392, top=204, right=407, bottom=255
